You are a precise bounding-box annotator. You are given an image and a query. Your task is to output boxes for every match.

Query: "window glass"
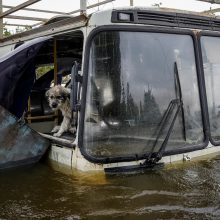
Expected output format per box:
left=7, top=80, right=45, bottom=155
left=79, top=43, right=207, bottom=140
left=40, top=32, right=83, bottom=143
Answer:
left=83, top=31, right=204, bottom=160
left=201, top=36, right=220, bottom=142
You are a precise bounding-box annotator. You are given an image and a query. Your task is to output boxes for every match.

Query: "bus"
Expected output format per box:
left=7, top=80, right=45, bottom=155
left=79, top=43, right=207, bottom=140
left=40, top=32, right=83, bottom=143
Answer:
left=0, top=6, right=220, bottom=173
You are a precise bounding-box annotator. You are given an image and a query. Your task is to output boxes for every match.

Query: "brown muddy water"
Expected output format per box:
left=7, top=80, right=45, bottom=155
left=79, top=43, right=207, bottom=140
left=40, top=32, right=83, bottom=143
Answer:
left=1, top=156, right=220, bottom=220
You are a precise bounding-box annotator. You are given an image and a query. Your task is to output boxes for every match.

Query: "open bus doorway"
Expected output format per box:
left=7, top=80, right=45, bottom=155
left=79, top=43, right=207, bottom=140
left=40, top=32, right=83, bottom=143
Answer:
left=0, top=30, right=84, bottom=150
left=27, top=31, right=84, bottom=146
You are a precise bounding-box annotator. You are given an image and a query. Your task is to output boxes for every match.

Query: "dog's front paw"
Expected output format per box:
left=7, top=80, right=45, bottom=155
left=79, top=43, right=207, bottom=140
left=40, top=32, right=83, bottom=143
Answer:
left=69, top=127, right=76, bottom=134
left=53, top=132, right=62, bottom=137
left=51, top=126, right=60, bottom=133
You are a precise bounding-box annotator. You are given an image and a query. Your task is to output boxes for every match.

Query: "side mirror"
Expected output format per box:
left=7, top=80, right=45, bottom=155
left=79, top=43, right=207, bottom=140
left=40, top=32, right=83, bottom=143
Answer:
left=70, top=61, right=82, bottom=112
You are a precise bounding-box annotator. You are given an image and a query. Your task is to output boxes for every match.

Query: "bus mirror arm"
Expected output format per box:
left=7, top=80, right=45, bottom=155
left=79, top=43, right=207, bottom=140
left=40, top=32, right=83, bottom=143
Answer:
left=71, top=61, right=82, bottom=112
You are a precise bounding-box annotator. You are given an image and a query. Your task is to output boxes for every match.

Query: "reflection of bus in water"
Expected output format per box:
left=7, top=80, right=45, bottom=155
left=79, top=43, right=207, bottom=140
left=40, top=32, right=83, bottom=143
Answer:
left=1, top=7, right=220, bottom=172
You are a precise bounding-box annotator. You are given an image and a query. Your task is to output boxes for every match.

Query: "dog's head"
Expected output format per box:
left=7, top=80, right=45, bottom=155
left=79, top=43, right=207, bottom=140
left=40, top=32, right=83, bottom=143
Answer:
left=46, top=85, right=70, bottom=111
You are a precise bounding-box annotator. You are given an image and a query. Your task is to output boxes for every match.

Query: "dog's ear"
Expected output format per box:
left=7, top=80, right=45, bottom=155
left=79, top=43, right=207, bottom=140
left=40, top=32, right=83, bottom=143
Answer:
left=61, top=88, right=70, bottom=99
left=45, top=90, right=50, bottom=98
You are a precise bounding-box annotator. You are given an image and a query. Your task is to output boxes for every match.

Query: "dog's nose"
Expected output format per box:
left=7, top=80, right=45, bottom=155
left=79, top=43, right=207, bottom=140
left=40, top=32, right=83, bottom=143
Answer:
left=52, top=103, right=57, bottom=108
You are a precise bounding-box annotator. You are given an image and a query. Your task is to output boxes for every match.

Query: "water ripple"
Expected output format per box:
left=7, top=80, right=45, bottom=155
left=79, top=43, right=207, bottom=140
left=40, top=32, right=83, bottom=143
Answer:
left=130, top=190, right=202, bottom=199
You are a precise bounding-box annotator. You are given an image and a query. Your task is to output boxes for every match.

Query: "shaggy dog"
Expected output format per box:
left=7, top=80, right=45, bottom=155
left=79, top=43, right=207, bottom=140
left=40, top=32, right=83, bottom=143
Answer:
left=46, top=85, right=75, bottom=137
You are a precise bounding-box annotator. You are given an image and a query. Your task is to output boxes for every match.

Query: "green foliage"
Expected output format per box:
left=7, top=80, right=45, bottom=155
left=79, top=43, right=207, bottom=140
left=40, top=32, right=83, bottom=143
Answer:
left=3, top=25, right=12, bottom=37
left=3, top=24, right=32, bottom=37
left=36, top=65, right=54, bottom=79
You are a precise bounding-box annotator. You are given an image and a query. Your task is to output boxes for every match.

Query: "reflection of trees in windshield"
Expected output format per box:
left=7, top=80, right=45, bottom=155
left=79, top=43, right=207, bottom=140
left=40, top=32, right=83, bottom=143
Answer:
left=120, top=82, right=139, bottom=124
left=142, top=88, right=161, bottom=124
left=118, top=81, right=161, bottom=126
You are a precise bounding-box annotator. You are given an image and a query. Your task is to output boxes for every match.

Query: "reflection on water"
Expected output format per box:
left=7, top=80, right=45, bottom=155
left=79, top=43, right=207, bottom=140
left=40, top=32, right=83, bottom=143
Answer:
left=1, top=157, right=220, bottom=219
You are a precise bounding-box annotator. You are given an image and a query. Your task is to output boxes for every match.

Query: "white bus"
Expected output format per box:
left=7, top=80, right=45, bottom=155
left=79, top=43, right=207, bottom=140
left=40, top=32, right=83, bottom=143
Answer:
left=0, top=7, right=220, bottom=173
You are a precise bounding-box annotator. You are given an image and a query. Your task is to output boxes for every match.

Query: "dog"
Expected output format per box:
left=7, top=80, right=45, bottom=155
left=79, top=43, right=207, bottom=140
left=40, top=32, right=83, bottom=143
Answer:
left=46, top=85, right=76, bottom=137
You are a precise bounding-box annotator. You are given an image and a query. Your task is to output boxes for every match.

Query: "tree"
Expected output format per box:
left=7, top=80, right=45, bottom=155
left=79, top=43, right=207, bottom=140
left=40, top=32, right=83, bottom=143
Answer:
left=3, top=25, right=12, bottom=37
left=3, top=24, right=32, bottom=37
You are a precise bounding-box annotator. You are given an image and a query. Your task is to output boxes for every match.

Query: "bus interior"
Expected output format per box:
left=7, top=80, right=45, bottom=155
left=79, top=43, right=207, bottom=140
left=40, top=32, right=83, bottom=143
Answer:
left=23, top=31, right=83, bottom=146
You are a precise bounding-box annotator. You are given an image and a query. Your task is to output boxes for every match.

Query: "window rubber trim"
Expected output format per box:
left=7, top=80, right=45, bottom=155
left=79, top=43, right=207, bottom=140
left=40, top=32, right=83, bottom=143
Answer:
left=198, top=31, right=220, bottom=146
left=78, top=25, right=209, bottom=164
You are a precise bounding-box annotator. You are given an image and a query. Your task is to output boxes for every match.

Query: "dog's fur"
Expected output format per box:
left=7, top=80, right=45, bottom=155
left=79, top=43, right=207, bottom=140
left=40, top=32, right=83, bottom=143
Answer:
left=46, top=85, right=75, bottom=137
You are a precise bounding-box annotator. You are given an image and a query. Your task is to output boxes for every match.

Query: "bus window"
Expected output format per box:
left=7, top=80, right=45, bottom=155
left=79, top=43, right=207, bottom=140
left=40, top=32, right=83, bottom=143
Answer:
left=201, top=36, right=220, bottom=143
left=82, top=31, right=205, bottom=162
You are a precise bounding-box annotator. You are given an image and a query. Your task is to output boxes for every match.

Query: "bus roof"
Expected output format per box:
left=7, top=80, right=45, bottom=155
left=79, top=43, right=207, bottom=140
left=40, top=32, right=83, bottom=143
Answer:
left=0, top=14, right=88, bottom=46
left=1, top=6, right=220, bottom=45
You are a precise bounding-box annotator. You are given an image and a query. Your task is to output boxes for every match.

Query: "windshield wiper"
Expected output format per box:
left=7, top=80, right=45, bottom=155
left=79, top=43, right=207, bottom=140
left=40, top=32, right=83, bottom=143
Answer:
left=174, top=62, right=186, bottom=141
left=144, top=62, right=186, bottom=166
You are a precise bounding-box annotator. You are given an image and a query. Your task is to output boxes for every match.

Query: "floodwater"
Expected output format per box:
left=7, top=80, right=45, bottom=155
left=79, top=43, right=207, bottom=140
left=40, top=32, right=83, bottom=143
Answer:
left=1, top=157, right=220, bottom=220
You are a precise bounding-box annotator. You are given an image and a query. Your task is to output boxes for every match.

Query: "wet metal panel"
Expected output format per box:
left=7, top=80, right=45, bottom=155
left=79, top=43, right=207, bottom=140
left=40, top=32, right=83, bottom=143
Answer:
left=0, top=105, right=50, bottom=169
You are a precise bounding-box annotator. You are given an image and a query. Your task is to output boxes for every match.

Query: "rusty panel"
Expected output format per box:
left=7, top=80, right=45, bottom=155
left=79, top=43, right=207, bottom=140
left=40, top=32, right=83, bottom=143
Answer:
left=0, top=105, right=50, bottom=169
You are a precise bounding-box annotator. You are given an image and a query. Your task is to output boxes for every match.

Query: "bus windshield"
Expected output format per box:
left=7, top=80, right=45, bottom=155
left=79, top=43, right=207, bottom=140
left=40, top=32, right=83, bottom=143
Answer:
left=82, top=30, right=205, bottom=162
